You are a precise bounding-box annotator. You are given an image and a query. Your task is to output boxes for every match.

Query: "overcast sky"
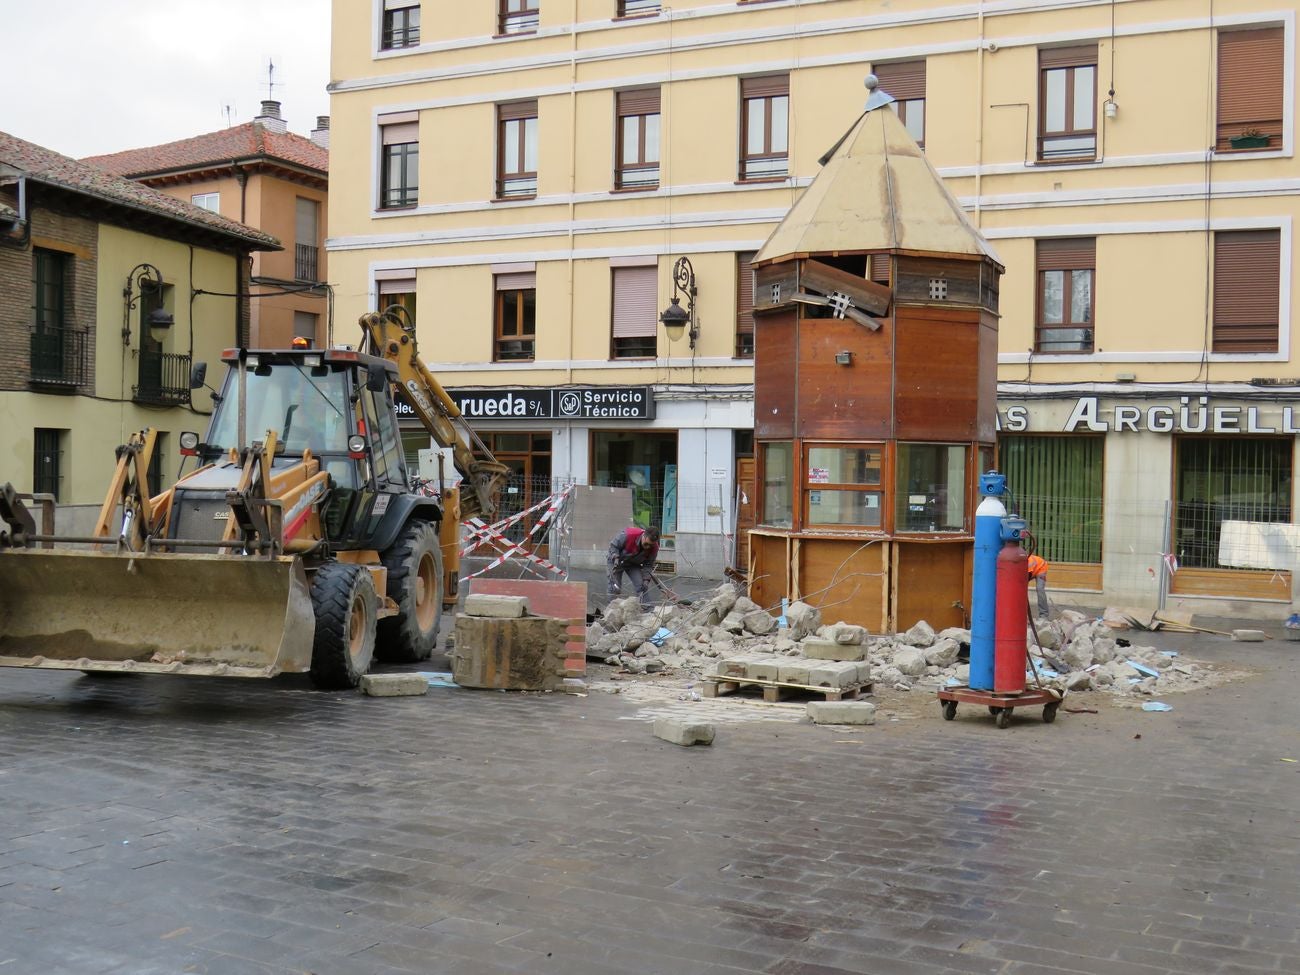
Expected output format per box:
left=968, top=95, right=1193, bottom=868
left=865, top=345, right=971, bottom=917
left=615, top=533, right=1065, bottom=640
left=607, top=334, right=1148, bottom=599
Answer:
left=1, top=0, right=332, bottom=159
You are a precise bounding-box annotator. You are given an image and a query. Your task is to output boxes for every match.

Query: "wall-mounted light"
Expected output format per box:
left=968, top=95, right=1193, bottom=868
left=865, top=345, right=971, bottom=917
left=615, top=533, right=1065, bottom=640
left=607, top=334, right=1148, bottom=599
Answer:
left=1104, top=99, right=1118, bottom=120
left=122, top=263, right=174, bottom=346
left=835, top=350, right=853, bottom=365
left=659, top=256, right=698, bottom=351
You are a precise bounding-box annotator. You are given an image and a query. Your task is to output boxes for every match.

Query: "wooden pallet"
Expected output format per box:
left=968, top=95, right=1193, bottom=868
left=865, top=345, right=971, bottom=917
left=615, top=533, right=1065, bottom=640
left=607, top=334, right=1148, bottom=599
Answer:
left=702, top=675, right=873, bottom=703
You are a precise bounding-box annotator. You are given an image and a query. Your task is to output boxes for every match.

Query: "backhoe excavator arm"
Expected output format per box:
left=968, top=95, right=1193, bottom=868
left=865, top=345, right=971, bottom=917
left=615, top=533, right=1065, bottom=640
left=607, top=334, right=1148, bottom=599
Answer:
left=358, top=310, right=508, bottom=521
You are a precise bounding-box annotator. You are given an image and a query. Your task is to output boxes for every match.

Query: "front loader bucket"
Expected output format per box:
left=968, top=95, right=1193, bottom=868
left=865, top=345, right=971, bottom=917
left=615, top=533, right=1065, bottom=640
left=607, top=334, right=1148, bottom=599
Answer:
left=0, top=549, right=315, bottom=678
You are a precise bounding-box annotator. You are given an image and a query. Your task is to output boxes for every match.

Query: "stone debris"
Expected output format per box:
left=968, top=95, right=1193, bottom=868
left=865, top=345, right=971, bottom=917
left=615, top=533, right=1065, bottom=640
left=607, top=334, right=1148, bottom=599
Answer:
left=653, top=716, right=715, bottom=746
left=359, top=674, right=429, bottom=697
left=589, top=585, right=1235, bottom=703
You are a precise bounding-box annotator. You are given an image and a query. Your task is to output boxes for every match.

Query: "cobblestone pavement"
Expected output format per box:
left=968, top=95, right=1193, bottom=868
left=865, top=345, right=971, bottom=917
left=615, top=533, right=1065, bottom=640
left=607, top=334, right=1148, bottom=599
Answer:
left=1, top=625, right=1297, bottom=975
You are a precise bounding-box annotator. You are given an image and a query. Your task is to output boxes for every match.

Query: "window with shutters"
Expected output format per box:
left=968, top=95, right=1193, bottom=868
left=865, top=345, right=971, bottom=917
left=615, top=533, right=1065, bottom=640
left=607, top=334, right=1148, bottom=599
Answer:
left=499, top=0, right=539, bottom=35
left=294, top=197, right=320, bottom=282
left=1035, top=238, right=1095, bottom=353
left=874, top=61, right=926, bottom=147
left=740, top=75, right=789, bottom=180
left=498, top=101, right=538, bottom=198
left=618, top=0, right=660, bottom=14
left=294, top=312, right=318, bottom=347
left=615, top=89, right=660, bottom=189
left=1213, top=229, right=1280, bottom=353
left=381, top=1, right=420, bottom=49
left=495, top=272, right=536, bottom=361
left=1216, top=27, right=1283, bottom=151
left=377, top=272, right=416, bottom=325
left=379, top=112, right=419, bottom=209
left=735, top=252, right=756, bottom=358
left=611, top=265, right=657, bottom=359
left=33, top=428, right=65, bottom=501
left=1038, top=46, right=1097, bottom=162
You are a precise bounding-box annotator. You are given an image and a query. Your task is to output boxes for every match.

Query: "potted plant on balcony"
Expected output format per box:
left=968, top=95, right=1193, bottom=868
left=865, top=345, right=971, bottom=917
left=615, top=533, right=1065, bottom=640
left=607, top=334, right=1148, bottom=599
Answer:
left=1229, top=127, right=1270, bottom=150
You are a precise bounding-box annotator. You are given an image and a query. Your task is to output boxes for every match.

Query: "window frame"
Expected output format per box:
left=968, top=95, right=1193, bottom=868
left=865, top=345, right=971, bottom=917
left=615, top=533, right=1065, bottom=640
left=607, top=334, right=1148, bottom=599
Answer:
left=610, top=264, right=658, bottom=360
left=1213, top=229, right=1281, bottom=353
left=33, top=428, right=64, bottom=501
left=1037, top=46, right=1098, bottom=163
left=494, top=273, right=536, bottom=362
left=739, top=75, right=790, bottom=181
left=617, top=0, right=660, bottom=15
left=499, top=0, right=539, bottom=35
left=381, top=1, right=421, bottom=50
left=803, top=442, right=887, bottom=530
left=615, top=89, right=661, bottom=190
left=1035, top=238, right=1096, bottom=354
left=1215, top=27, right=1284, bottom=152
left=873, top=60, right=926, bottom=148
left=497, top=101, right=539, bottom=199
left=735, top=251, right=756, bottom=358
left=190, top=192, right=220, bottom=213
left=379, top=114, right=419, bottom=210
left=894, top=442, right=970, bottom=535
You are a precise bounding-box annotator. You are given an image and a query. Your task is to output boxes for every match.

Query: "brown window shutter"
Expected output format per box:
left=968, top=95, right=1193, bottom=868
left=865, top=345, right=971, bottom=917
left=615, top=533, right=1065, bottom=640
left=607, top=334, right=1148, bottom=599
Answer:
left=499, top=99, right=537, bottom=122
left=1036, top=238, right=1096, bottom=271
left=617, top=88, right=660, bottom=116
left=1217, top=28, right=1284, bottom=145
left=742, top=75, right=788, bottom=99
left=873, top=60, right=925, bottom=102
left=612, top=266, right=658, bottom=338
left=1213, top=229, right=1280, bottom=353
left=1039, top=44, right=1098, bottom=70
left=736, top=252, right=756, bottom=335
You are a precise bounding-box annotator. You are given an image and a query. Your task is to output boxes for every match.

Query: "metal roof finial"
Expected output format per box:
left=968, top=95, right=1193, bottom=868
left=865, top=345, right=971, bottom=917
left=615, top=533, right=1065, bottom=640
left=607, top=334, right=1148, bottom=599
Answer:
left=864, top=72, right=896, bottom=113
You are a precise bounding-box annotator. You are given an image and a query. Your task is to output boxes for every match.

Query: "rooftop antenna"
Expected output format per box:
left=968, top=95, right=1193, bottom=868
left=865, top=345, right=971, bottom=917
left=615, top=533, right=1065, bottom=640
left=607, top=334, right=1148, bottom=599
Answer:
left=265, top=58, right=277, bottom=101
left=223, top=103, right=234, bottom=128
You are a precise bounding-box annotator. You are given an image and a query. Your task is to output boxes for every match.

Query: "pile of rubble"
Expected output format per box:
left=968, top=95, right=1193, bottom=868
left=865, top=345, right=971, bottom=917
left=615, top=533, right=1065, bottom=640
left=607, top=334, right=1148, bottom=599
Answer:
left=588, top=584, right=1226, bottom=698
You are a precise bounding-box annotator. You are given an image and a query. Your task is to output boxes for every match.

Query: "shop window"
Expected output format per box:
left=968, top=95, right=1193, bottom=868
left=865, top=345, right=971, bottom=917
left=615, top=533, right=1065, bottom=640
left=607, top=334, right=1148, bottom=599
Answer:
left=1000, top=435, right=1103, bottom=563
left=1175, top=437, right=1291, bottom=570
left=592, top=430, right=678, bottom=532
left=615, top=89, right=660, bottom=189
left=740, top=75, right=789, bottom=180
left=1213, top=229, right=1280, bottom=353
left=1216, top=27, right=1283, bottom=151
left=1035, top=238, right=1094, bottom=353
left=895, top=443, right=967, bottom=533
left=1038, top=45, right=1097, bottom=162
left=735, top=251, right=755, bottom=358
left=379, top=112, right=419, bottom=209
left=494, top=272, right=536, bottom=361
left=760, top=441, right=793, bottom=528
left=611, top=265, right=657, bottom=359
left=805, top=444, right=883, bottom=528
left=497, top=101, right=538, bottom=198
left=382, top=1, right=420, bottom=49
left=874, top=60, right=925, bottom=147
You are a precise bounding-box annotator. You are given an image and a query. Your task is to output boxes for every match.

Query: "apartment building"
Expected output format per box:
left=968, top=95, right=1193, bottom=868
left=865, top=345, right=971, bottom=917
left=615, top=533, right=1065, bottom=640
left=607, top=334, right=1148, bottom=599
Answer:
left=85, top=102, right=330, bottom=349
left=328, top=0, right=1299, bottom=614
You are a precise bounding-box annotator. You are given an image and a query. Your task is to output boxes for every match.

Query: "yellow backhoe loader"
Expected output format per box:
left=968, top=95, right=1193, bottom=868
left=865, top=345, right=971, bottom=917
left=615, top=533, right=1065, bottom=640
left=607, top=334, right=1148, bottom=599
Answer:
left=0, top=309, right=509, bottom=688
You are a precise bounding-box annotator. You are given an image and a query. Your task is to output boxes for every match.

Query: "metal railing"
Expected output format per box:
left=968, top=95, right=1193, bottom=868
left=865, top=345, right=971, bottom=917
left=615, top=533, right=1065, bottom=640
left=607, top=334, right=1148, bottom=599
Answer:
left=28, top=324, right=90, bottom=389
left=294, top=243, right=319, bottom=283
left=133, top=349, right=192, bottom=406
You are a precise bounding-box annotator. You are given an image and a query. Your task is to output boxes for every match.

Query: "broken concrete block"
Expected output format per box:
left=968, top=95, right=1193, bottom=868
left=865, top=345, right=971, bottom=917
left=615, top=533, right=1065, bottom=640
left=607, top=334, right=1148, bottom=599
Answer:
left=801, top=637, right=865, bottom=662
left=893, top=647, right=928, bottom=677
left=451, top=615, right=570, bottom=690
left=806, top=661, right=862, bottom=689
left=1232, top=629, right=1267, bottom=642
left=776, top=661, right=812, bottom=684
left=654, top=717, right=715, bottom=746
left=785, top=601, right=822, bottom=639
left=826, top=622, right=868, bottom=645
left=806, top=701, right=877, bottom=725
left=903, top=620, right=936, bottom=647
left=464, top=593, right=529, bottom=618
left=746, top=659, right=781, bottom=681
left=360, top=674, right=429, bottom=697
left=714, top=655, right=754, bottom=678
left=854, top=662, right=873, bottom=684
left=924, top=638, right=959, bottom=667
left=742, top=610, right=776, bottom=635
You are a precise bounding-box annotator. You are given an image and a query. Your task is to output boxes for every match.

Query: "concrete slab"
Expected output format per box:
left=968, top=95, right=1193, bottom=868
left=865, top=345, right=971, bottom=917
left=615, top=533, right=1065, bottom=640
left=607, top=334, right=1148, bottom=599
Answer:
left=359, top=674, right=429, bottom=697
left=806, top=701, right=877, bottom=725
left=464, top=593, right=530, bottom=618
left=653, top=717, right=715, bottom=746
left=802, top=638, right=866, bottom=661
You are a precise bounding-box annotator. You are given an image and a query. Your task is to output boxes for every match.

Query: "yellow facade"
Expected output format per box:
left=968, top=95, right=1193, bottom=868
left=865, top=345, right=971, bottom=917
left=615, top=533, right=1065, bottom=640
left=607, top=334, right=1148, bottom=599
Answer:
left=328, top=0, right=1300, bottom=612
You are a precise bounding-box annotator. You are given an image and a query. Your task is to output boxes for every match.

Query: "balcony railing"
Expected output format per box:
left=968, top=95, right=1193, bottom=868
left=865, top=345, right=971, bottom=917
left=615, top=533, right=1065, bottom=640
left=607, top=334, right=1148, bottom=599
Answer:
left=295, top=243, right=320, bottom=283
left=28, top=324, right=90, bottom=390
left=133, top=349, right=192, bottom=406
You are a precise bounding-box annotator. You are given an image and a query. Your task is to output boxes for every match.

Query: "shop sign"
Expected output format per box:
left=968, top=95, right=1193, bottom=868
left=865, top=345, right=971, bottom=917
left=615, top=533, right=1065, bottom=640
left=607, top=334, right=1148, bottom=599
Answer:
left=998, top=396, right=1300, bottom=435
left=396, top=386, right=655, bottom=420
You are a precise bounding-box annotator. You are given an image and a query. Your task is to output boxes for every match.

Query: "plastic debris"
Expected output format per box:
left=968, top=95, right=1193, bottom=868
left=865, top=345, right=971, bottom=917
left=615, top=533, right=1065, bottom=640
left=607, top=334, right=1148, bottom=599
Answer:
left=1127, top=660, right=1160, bottom=679
left=1142, top=701, right=1173, bottom=712
left=1159, top=650, right=1179, bottom=658
left=416, top=671, right=457, bottom=688
left=649, top=627, right=674, bottom=647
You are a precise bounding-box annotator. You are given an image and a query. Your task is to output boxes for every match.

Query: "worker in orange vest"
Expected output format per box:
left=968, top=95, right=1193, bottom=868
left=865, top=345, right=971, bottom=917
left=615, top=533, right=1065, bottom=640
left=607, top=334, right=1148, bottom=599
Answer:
left=1027, top=554, right=1050, bottom=618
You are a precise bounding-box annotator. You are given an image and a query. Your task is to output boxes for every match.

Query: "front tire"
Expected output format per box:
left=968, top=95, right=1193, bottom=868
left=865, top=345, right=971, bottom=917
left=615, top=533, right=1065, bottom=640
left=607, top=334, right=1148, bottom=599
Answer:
left=309, top=562, right=377, bottom=689
left=376, top=520, right=444, bottom=663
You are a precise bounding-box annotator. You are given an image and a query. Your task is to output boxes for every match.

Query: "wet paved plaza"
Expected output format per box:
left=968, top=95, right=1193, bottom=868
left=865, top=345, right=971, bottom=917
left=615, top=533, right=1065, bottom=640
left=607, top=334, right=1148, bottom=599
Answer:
left=1, top=629, right=1297, bottom=975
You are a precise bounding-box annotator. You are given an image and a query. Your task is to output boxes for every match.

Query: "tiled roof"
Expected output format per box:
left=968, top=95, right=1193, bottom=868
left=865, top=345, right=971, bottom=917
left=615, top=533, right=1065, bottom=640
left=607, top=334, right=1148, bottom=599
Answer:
left=84, top=122, right=329, bottom=179
left=0, top=130, right=279, bottom=249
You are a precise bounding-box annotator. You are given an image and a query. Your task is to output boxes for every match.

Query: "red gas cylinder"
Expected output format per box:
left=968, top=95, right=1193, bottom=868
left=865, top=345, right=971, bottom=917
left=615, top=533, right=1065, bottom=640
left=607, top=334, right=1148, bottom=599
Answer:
left=994, top=540, right=1029, bottom=694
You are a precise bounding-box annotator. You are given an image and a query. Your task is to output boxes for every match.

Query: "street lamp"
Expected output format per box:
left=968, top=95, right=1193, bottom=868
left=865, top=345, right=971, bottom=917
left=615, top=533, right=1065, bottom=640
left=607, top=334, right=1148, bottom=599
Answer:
left=659, top=256, right=698, bottom=350
left=122, top=263, right=174, bottom=346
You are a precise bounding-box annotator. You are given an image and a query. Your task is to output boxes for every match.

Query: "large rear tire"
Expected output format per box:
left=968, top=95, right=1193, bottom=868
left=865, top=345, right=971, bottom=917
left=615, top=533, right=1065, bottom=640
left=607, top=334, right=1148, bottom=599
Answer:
left=309, top=562, right=377, bottom=689
left=376, top=520, right=443, bottom=663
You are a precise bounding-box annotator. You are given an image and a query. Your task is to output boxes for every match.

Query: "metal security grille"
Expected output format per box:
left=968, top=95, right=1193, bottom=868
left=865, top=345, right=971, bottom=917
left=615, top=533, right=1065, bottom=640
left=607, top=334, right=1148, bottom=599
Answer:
left=1175, top=436, right=1292, bottom=569
left=1001, top=435, right=1104, bottom=563
left=33, top=428, right=62, bottom=500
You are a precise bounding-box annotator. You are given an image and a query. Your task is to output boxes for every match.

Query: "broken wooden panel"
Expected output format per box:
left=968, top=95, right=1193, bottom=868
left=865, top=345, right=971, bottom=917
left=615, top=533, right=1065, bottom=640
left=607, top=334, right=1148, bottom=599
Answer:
left=800, top=258, right=891, bottom=316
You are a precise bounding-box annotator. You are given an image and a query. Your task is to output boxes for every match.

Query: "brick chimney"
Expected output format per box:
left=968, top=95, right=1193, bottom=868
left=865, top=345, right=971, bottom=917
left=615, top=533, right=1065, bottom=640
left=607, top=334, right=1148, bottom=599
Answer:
left=310, top=115, right=330, bottom=150
left=255, top=99, right=288, bottom=134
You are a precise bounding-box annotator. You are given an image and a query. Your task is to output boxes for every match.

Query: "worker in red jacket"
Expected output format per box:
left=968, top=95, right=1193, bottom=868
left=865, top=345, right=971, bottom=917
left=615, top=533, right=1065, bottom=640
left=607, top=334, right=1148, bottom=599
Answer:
left=607, top=525, right=661, bottom=608
left=1028, top=553, right=1051, bottom=618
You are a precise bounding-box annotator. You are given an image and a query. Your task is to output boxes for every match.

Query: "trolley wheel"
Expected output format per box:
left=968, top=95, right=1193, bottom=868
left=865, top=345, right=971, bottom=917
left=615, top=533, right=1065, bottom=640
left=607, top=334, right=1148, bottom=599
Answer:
left=1043, top=702, right=1060, bottom=724
left=942, top=700, right=958, bottom=721
left=988, top=705, right=1001, bottom=716
left=996, top=708, right=1013, bottom=729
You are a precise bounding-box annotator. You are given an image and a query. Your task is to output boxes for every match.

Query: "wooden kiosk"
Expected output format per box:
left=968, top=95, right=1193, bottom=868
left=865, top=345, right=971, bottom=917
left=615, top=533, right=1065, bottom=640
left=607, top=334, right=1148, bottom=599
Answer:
left=747, top=80, right=1003, bottom=633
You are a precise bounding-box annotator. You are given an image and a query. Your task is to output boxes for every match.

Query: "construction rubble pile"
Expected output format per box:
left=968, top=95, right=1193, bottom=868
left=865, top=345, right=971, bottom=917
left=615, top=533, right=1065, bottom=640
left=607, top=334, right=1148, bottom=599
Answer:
left=589, top=584, right=1225, bottom=698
